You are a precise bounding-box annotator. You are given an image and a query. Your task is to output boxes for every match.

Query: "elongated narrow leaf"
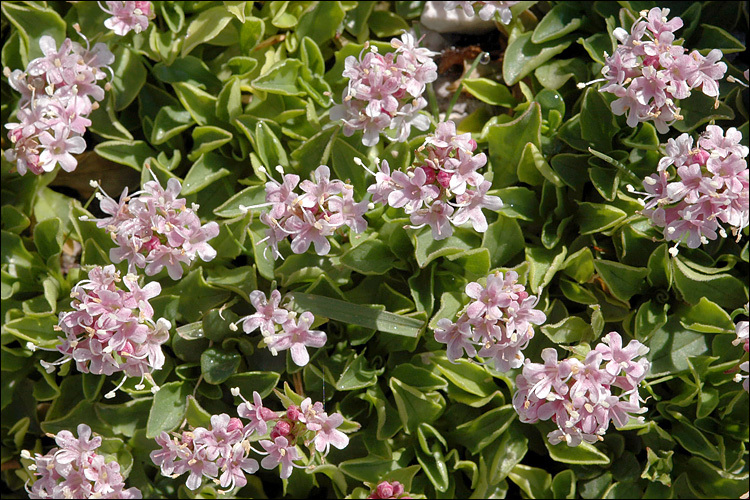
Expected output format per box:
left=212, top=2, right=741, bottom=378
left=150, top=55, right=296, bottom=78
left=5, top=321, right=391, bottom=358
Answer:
left=290, top=293, right=423, bottom=337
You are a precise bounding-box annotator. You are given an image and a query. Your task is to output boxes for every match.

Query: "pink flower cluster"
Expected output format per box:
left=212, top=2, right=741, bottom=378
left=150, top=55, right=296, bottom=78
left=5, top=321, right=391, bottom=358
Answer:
left=4, top=35, right=114, bottom=175
left=513, top=332, right=650, bottom=447
left=639, top=125, right=748, bottom=252
left=85, top=176, right=219, bottom=279
left=100, top=1, right=155, bottom=36
left=232, top=289, right=327, bottom=366
left=150, top=390, right=349, bottom=491
left=596, top=7, right=727, bottom=133
left=365, top=121, right=502, bottom=240
left=22, top=424, right=141, bottom=499
left=433, top=270, right=546, bottom=371
left=368, top=480, right=412, bottom=499
left=443, top=1, right=519, bottom=24
left=244, top=165, right=368, bottom=260
left=330, top=33, right=437, bottom=146
left=41, top=265, right=169, bottom=395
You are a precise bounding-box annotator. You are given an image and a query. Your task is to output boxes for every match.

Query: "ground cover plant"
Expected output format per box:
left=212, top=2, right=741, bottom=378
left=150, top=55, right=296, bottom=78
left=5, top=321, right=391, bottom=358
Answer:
left=1, top=1, right=748, bottom=498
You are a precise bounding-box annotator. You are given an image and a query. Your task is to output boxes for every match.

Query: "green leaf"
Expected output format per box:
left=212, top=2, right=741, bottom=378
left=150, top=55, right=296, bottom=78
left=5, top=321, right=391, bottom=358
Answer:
left=542, top=316, right=592, bottom=344
left=503, top=32, right=575, bottom=86
left=552, top=470, right=577, bottom=499
left=391, top=364, right=448, bottom=393
left=580, top=88, right=618, bottom=151
left=413, top=227, right=480, bottom=269
left=225, top=372, right=280, bottom=398
left=94, top=140, right=155, bottom=171
left=33, top=218, right=61, bottom=262
left=252, top=59, right=305, bottom=96
left=593, top=260, right=648, bottom=302
left=647, top=244, right=672, bottom=289
left=291, top=128, right=337, bottom=174
left=588, top=166, right=619, bottom=202
left=182, top=6, right=234, bottom=57
left=672, top=257, right=747, bottom=310
left=173, top=82, right=218, bottom=126
left=487, top=103, right=542, bottom=188
left=679, top=297, right=734, bottom=333
left=389, top=377, right=445, bottom=434
left=577, top=32, right=613, bottom=65
left=213, top=184, right=266, bottom=218
left=508, top=464, right=553, bottom=499
left=94, top=398, right=151, bottom=438
left=296, top=1, right=346, bottom=44
left=188, top=126, right=233, bottom=161
left=695, top=24, right=745, bottom=55
left=526, top=245, right=567, bottom=294
left=674, top=90, right=735, bottom=133
left=110, top=46, right=147, bottom=111
left=647, top=316, right=708, bottom=376
left=341, top=237, right=398, bottom=275
left=336, top=352, right=384, bottom=391
left=152, top=56, right=221, bottom=91
left=462, top=78, right=516, bottom=107
left=495, top=186, right=539, bottom=221
left=534, top=58, right=588, bottom=90
left=635, top=300, right=669, bottom=342
left=300, top=37, right=325, bottom=76
left=368, top=10, right=409, bottom=37
left=576, top=202, right=627, bottom=235
left=182, top=152, right=232, bottom=195
left=255, top=121, right=289, bottom=169
left=481, top=216, right=524, bottom=267
left=150, top=105, right=194, bottom=145
left=1, top=2, right=66, bottom=65
left=562, top=247, right=594, bottom=283
left=641, top=448, right=674, bottom=487
left=3, top=313, right=60, bottom=347
left=621, top=122, right=660, bottom=150
left=146, top=381, right=191, bottom=438
left=451, top=405, right=516, bottom=454
left=432, top=355, right=497, bottom=397
left=531, top=3, right=583, bottom=43
left=545, top=439, right=611, bottom=465
left=290, top=292, right=423, bottom=337
left=671, top=420, right=720, bottom=462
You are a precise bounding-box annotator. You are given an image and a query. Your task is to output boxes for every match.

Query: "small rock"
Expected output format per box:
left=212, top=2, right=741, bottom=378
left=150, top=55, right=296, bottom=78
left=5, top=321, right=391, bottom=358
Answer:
left=420, top=1, right=496, bottom=34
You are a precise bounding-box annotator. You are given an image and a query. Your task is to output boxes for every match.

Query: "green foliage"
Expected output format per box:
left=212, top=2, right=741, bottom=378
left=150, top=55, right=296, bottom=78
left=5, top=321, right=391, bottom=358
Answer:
left=1, top=1, right=748, bottom=499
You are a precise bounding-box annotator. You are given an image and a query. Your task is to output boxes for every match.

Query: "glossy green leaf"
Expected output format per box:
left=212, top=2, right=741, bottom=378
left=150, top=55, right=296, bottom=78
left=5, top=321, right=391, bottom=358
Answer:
left=503, top=32, right=575, bottom=86
left=673, top=257, right=747, bottom=310
left=462, top=78, right=516, bottom=107
left=146, top=381, right=191, bottom=438
left=593, top=260, right=648, bottom=302
left=487, top=103, right=542, bottom=188
left=389, top=377, right=445, bottom=434
left=182, top=6, right=234, bottom=57
left=531, top=3, right=583, bottom=43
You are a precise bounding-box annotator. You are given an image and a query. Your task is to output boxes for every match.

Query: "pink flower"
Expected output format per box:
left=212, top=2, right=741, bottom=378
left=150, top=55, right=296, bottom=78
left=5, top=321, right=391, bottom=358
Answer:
left=332, top=35, right=437, bottom=145
left=258, top=436, right=300, bottom=479
left=236, top=390, right=279, bottom=436
left=593, top=7, right=727, bottom=132
left=86, top=176, right=218, bottom=279
left=101, top=1, right=155, bottom=36
left=37, top=123, right=86, bottom=172
left=24, top=425, right=141, bottom=499
left=265, top=312, right=327, bottom=366
left=513, top=332, right=650, bottom=447
left=434, top=318, right=476, bottom=362
left=240, top=290, right=290, bottom=336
